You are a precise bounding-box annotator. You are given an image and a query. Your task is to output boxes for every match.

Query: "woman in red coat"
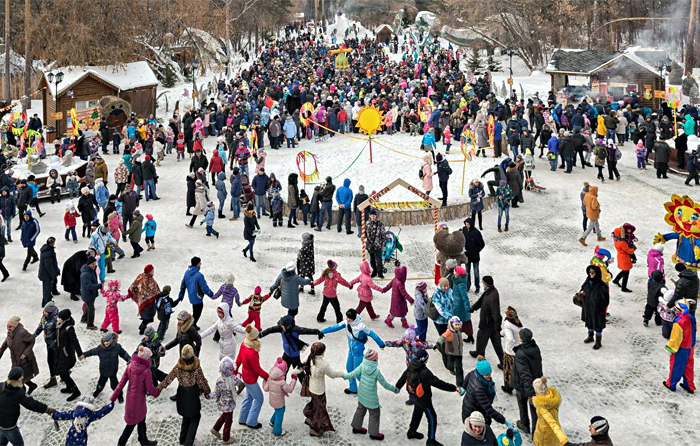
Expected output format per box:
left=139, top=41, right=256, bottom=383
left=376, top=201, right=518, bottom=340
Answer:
left=612, top=226, right=636, bottom=293
left=235, top=324, right=269, bottom=428
left=111, top=346, right=160, bottom=446
left=208, top=149, right=224, bottom=185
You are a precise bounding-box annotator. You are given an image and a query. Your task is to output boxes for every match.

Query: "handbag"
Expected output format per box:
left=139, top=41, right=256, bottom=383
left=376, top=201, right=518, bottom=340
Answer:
left=572, top=291, right=585, bottom=307
left=300, top=374, right=312, bottom=397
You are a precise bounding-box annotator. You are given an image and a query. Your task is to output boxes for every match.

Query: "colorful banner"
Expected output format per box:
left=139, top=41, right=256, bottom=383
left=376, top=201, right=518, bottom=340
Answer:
left=372, top=201, right=433, bottom=210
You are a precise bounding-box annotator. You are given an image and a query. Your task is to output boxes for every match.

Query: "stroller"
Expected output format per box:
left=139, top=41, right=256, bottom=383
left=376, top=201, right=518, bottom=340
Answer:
left=381, top=228, right=403, bottom=274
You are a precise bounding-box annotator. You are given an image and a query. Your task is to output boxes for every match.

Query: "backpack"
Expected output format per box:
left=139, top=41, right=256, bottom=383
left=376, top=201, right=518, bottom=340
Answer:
left=419, top=168, right=424, bottom=180
left=407, top=381, right=424, bottom=398
left=425, top=297, right=440, bottom=321
left=615, top=148, right=622, bottom=161
left=157, top=295, right=173, bottom=316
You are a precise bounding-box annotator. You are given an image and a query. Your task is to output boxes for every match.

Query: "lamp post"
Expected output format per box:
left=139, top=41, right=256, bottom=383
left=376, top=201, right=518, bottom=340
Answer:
left=506, top=46, right=517, bottom=92
left=190, top=60, right=200, bottom=109
left=46, top=71, right=64, bottom=136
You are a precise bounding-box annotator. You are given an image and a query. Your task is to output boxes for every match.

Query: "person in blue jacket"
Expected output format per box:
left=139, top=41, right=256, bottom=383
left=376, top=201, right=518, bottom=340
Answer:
left=422, top=128, right=437, bottom=163
left=321, top=309, right=385, bottom=394
left=52, top=401, right=114, bottom=446
left=260, top=315, right=323, bottom=379
left=26, top=175, right=44, bottom=217
left=229, top=167, right=243, bottom=220
left=20, top=210, right=40, bottom=270
left=335, top=178, right=354, bottom=235
left=178, top=256, right=213, bottom=330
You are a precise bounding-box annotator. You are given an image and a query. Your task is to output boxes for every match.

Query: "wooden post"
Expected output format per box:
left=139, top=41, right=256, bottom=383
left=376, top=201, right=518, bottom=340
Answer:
left=361, top=209, right=366, bottom=261
left=23, top=0, right=30, bottom=112
left=369, top=134, right=373, bottom=163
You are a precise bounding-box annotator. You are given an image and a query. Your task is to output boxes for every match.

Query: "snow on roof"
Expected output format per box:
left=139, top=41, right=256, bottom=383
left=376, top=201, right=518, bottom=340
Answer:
left=374, top=24, right=393, bottom=34
left=415, top=11, right=437, bottom=26
left=546, top=48, right=664, bottom=76
left=43, top=61, right=158, bottom=97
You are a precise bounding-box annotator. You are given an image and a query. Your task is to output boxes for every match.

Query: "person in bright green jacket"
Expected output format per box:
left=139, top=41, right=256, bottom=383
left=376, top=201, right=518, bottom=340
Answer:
left=343, top=349, right=399, bottom=441
left=452, top=266, right=474, bottom=344
left=681, top=114, right=696, bottom=138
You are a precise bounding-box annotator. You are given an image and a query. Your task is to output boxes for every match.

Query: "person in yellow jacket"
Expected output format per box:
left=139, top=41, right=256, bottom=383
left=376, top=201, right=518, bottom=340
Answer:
left=531, top=376, right=569, bottom=446
left=596, top=115, right=606, bottom=138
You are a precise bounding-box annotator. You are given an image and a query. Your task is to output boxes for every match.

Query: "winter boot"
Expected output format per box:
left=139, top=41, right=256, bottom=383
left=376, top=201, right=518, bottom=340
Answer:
left=384, top=316, right=394, bottom=328
left=584, top=332, right=594, bottom=343
left=218, top=212, right=226, bottom=219
left=26, top=381, right=37, bottom=395
left=67, top=388, right=81, bottom=402
left=43, top=377, right=57, bottom=389
left=597, top=236, right=606, bottom=241
left=578, top=238, right=588, bottom=246
left=273, top=221, right=278, bottom=227
left=406, top=431, right=424, bottom=439
left=150, top=242, right=155, bottom=250
left=309, top=286, right=315, bottom=295
left=593, top=334, right=602, bottom=350
left=464, top=335, right=474, bottom=344
left=425, top=439, right=443, bottom=445
left=288, top=221, right=294, bottom=228
left=401, top=318, right=409, bottom=329
left=299, top=286, right=304, bottom=293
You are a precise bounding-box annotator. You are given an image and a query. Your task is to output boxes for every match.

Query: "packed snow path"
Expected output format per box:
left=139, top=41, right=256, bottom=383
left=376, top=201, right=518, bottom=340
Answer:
left=2, top=131, right=698, bottom=445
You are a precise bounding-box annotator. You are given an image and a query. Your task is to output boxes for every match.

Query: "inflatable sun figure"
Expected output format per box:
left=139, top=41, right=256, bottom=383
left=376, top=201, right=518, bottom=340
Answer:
left=654, top=194, right=700, bottom=270
left=356, top=105, right=384, bottom=136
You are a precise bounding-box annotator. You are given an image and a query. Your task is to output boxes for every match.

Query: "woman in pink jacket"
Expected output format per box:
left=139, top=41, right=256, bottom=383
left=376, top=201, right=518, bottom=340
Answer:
left=381, top=266, right=414, bottom=329
left=108, top=212, right=124, bottom=242
left=111, top=346, right=160, bottom=446
left=262, top=357, right=297, bottom=437
left=312, top=259, right=352, bottom=323
left=350, top=261, right=385, bottom=321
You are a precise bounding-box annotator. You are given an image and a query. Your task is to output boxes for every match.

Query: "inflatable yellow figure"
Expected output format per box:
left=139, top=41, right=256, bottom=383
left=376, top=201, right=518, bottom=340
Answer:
left=654, top=194, right=700, bottom=270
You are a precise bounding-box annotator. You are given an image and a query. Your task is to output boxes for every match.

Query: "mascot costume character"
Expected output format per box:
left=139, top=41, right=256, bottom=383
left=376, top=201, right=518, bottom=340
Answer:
left=433, top=223, right=468, bottom=284
left=654, top=195, right=700, bottom=270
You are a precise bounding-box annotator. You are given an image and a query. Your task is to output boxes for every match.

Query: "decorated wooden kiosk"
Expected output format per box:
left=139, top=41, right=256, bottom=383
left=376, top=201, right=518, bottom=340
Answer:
left=358, top=178, right=442, bottom=261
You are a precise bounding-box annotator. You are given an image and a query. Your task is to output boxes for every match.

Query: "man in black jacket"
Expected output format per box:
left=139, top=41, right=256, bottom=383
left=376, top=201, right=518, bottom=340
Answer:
left=118, top=185, right=138, bottom=239
left=38, top=237, right=60, bottom=307
left=395, top=350, right=459, bottom=444
left=653, top=136, right=672, bottom=179
left=0, top=367, right=53, bottom=444
left=510, top=327, right=543, bottom=435
left=461, top=218, right=485, bottom=293
left=469, top=276, right=504, bottom=367
left=436, top=153, right=452, bottom=207
left=669, top=263, right=699, bottom=316
left=315, top=176, right=335, bottom=231
left=141, top=155, right=160, bottom=201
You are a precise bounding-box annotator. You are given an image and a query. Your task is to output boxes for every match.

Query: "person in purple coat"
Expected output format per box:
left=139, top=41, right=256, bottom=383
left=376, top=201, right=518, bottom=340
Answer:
left=110, top=346, right=160, bottom=446
left=382, top=266, right=415, bottom=329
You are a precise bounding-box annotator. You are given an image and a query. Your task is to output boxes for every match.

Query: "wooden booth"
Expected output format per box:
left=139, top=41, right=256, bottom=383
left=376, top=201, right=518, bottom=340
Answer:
left=38, top=61, right=158, bottom=138
left=375, top=25, right=394, bottom=44
left=546, top=49, right=669, bottom=109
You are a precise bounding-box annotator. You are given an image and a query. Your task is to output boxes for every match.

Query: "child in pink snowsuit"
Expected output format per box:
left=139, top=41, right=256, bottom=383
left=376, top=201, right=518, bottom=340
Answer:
left=443, top=126, right=453, bottom=153
left=350, top=261, right=385, bottom=320
left=100, top=279, right=131, bottom=333
left=108, top=212, right=124, bottom=241
left=262, top=357, right=297, bottom=436
left=381, top=266, right=414, bottom=328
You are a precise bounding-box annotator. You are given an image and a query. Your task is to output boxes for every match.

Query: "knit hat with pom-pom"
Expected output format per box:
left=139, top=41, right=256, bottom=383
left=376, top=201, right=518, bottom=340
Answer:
left=273, top=357, right=288, bottom=374
left=138, top=346, right=152, bottom=360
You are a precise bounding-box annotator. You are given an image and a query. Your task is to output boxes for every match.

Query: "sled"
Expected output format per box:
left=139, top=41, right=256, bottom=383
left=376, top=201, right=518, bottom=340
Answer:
left=524, top=177, right=547, bottom=192
left=314, top=134, right=330, bottom=143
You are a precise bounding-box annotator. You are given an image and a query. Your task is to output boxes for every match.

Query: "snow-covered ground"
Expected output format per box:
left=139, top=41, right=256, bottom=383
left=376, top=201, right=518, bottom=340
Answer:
left=2, top=126, right=699, bottom=445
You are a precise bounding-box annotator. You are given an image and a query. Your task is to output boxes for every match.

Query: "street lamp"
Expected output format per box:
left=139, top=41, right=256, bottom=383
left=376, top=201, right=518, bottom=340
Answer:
left=190, top=60, right=200, bottom=109
left=506, top=47, right=518, bottom=86
left=47, top=70, right=64, bottom=137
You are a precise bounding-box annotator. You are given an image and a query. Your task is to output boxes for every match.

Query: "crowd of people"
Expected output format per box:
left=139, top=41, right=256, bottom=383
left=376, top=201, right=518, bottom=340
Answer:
left=2, top=10, right=700, bottom=446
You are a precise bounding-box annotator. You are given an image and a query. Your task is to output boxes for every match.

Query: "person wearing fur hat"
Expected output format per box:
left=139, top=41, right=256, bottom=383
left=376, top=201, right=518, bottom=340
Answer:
left=263, top=357, right=297, bottom=436
left=1, top=316, right=39, bottom=394
left=437, top=316, right=465, bottom=386
left=530, top=376, right=568, bottom=446
left=500, top=307, right=522, bottom=394
left=453, top=265, right=474, bottom=343
left=236, top=324, right=270, bottom=429
left=52, top=399, right=115, bottom=445
left=312, top=259, right=352, bottom=323
left=395, top=349, right=461, bottom=445
left=0, top=367, right=53, bottom=445
left=579, top=265, right=610, bottom=350
left=469, top=276, right=504, bottom=367
left=269, top=260, right=311, bottom=317
left=343, top=349, right=399, bottom=441
left=34, top=301, right=59, bottom=388
left=381, top=266, right=415, bottom=329
left=158, top=344, right=211, bottom=446
left=414, top=281, right=430, bottom=341
left=567, top=416, right=613, bottom=446
left=260, top=315, right=323, bottom=379
left=462, top=411, right=497, bottom=445
left=461, top=356, right=508, bottom=427
left=79, top=331, right=130, bottom=399
left=321, top=308, right=385, bottom=395
left=165, top=310, right=202, bottom=357
left=664, top=298, right=696, bottom=393
left=200, top=302, right=246, bottom=360
left=111, top=346, right=160, bottom=446
left=38, top=237, right=60, bottom=307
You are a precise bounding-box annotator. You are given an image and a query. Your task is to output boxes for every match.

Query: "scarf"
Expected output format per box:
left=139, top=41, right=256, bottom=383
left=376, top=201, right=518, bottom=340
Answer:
left=477, top=371, right=497, bottom=399
left=244, top=337, right=261, bottom=352
left=463, top=422, right=485, bottom=441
